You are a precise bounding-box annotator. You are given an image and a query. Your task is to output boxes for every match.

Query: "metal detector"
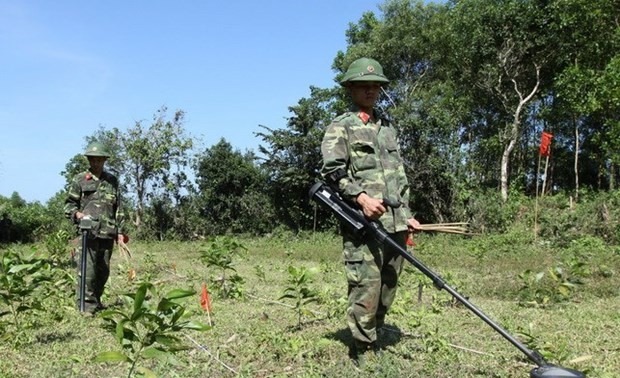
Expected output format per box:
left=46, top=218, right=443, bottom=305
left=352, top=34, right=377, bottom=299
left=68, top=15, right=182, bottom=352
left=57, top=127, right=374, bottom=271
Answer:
left=78, top=216, right=93, bottom=313
left=309, top=182, right=586, bottom=378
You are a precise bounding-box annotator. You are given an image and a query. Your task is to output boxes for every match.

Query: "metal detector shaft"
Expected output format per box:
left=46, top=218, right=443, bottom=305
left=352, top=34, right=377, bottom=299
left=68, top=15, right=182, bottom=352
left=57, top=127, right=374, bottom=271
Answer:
left=309, top=182, right=547, bottom=367
left=79, top=229, right=88, bottom=312
left=78, top=217, right=93, bottom=313
left=373, top=222, right=547, bottom=366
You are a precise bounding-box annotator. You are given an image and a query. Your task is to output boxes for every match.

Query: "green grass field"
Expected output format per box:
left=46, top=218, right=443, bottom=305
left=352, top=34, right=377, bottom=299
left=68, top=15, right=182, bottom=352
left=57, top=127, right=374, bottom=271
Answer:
left=1, top=229, right=618, bottom=377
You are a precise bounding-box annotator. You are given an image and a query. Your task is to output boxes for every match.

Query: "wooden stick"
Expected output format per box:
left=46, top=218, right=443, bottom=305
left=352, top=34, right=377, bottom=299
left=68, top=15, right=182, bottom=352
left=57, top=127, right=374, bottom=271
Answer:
left=246, top=293, right=325, bottom=317
left=118, top=240, right=132, bottom=260
left=448, top=343, right=495, bottom=357
left=185, top=334, right=237, bottom=374
left=416, top=225, right=469, bottom=233
left=206, top=309, right=212, bottom=327
left=417, top=226, right=468, bottom=231
left=535, top=153, right=541, bottom=240
left=422, top=222, right=469, bottom=227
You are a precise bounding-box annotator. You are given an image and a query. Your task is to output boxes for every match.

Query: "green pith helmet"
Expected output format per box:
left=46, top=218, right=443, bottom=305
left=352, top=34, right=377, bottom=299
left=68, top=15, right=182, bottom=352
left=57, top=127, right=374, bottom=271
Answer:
left=340, top=57, right=390, bottom=86
left=84, top=142, right=110, bottom=157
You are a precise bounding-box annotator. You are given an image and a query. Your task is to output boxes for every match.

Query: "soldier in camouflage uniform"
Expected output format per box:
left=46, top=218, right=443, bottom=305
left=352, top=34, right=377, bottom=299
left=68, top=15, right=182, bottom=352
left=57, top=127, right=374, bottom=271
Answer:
left=64, top=142, right=125, bottom=314
left=320, top=58, right=421, bottom=362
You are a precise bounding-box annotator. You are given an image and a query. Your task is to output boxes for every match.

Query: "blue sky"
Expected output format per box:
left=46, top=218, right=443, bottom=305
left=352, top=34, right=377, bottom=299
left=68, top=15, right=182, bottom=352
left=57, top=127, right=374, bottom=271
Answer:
left=0, top=0, right=385, bottom=203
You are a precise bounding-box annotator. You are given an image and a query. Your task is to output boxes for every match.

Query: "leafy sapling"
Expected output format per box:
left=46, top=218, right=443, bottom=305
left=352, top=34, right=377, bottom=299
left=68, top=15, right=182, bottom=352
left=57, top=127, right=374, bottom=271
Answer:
left=96, top=282, right=210, bottom=378
left=279, top=265, right=319, bottom=329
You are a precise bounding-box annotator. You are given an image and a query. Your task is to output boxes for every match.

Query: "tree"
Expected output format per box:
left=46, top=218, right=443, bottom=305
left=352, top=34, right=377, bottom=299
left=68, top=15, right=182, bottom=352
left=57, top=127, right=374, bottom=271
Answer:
left=550, top=0, right=620, bottom=195
left=195, top=138, right=273, bottom=235
left=119, top=107, right=194, bottom=228
left=444, top=0, right=553, bottom=201
left=257, top=86, right=343, bottom=230
left=0, top=193, right=63, bottom=243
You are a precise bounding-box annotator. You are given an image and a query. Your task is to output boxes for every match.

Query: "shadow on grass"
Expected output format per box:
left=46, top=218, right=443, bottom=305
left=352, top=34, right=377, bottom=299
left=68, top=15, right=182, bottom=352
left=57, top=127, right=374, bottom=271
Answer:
left=326, top=323, right=404, bottom=358
left=36, top=331, right=78, bottom=344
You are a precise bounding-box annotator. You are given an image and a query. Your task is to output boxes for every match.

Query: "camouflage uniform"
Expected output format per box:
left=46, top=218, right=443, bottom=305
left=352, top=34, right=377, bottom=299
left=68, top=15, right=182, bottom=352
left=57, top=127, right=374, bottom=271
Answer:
left=321, top=59, right=413, bottom=349
left=64, top=169, right=123, bottom=312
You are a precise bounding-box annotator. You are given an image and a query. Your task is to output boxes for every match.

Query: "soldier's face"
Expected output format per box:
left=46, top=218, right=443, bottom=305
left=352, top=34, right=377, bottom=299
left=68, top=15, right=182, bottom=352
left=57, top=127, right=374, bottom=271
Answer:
left=348, top=82, right=382, bottom=111
left=87, top=156, right=107, bottom=172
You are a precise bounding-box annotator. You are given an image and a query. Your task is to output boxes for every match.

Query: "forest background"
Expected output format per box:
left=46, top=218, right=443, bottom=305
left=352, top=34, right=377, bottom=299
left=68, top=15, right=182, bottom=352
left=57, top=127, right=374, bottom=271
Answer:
left=1, top=0, right=619, bottom=245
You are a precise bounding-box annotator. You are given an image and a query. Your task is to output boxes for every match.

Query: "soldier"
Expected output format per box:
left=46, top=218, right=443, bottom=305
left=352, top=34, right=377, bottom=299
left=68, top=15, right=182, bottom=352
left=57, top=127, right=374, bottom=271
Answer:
left=64, top=141, right=126, bottom=315
left=320, top=57, right=421, bottom=365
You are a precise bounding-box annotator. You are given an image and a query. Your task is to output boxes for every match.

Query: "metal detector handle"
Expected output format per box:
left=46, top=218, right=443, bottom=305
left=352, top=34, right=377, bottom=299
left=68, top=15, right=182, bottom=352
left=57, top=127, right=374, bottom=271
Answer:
left=78, top=217, right=93, bottom=313
left=382, top=197, right=401, bottom=209
left=309, top=182, right=368, bottom=236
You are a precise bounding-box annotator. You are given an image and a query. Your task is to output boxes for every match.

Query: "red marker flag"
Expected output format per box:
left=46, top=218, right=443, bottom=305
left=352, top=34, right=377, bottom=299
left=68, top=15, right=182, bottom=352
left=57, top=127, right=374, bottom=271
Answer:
left=406, top=233, right=416, bottom=247
left=539, top=131, right=553, bottom=157
left=200, top=283, right=212, bottom=313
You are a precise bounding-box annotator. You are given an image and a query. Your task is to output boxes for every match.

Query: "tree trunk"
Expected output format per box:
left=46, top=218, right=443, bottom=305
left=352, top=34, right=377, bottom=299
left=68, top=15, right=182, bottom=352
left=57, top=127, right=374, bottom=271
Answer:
left=500, top=129, right=517, bottom=202
left=573, top=115, right=579, bottom=202
left=499, top=64, right=540, bottom=202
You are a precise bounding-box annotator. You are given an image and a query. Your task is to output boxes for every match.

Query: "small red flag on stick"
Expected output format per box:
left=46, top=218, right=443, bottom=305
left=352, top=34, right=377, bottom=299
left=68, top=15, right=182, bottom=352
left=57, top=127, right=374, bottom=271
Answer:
left=406, top=233, right=416, bottom=247
left=539, top=131, right=553, bottom=157
left=200, top=283, right=212, bottom=313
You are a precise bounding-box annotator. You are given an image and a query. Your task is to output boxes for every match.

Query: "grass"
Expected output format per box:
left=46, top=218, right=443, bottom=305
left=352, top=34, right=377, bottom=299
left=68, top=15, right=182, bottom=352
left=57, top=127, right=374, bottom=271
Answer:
left=0, top=229, right=619, bottom=378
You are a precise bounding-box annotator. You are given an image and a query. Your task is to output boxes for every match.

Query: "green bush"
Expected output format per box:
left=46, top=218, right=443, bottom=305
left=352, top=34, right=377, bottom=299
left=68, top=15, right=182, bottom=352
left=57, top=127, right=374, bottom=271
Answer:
left=466, top=189, right=531, bottom=233
left=537, top=190, right=620, bottom=246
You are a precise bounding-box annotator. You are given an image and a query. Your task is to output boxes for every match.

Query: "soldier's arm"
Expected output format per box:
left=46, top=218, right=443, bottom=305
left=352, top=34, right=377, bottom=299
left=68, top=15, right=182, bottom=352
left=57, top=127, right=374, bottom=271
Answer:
left=115, top=196, right=126, bottom=236
left=64, top=178, right=81, bottom=223
left=109, top=174, right=126, bottom=236
left=395, top=132, right=414, bottom=220
left=320, top=121, right=364, bottom=201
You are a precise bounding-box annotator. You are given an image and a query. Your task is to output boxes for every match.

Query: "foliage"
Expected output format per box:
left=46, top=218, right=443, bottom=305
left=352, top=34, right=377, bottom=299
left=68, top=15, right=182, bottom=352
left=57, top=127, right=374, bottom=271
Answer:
left=465, top=188, right=531, bottom=233
left=139, top=195, right=177, bottom=241
left=332, top=0, right=619, bottom=210
left=43, top=229, right=72, bottom=267
left=0, top=192, right=71, bottom=243
left=0, top=247, right=51, bottom=346
left=256, top=86, right=343, bottom=231
left=194, top=138, right=275, bottom=235
left=97, top=282, right=210, bottom=378
left=37, top=0, right=619, bottom=236
left=118, top=107, right=194, bottom=229
left=517, top=267, right=579, bottom=306
left=200, top=236, right=247, bottom=299
left=0, top=232, right=617, bottom=376
left=537, top=190, right=620, bottom=245
left=279, top=265, right=319, bottom=329
left=516, top=322, right=573, bottom=365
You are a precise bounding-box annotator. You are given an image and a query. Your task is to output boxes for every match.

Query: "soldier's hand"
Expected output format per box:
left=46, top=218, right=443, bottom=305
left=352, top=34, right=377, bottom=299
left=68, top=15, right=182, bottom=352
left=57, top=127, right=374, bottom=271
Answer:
left=75, top=211, right=85, bottom=221
left=356, top=193, right=386, bottom=220
left=407, top=218, right=422, bottom=233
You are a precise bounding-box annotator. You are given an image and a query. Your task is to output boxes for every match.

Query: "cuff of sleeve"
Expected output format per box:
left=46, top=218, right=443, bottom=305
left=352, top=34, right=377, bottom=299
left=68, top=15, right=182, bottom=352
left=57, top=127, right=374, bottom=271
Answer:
left=342, top=184, right=365, bottom=201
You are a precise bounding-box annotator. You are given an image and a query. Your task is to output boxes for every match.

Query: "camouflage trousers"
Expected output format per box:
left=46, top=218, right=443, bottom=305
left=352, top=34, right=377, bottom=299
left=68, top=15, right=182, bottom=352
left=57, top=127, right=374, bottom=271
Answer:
left=342, top=229, right=406, bottom=345
left=76, top=236, right=113, bottom=312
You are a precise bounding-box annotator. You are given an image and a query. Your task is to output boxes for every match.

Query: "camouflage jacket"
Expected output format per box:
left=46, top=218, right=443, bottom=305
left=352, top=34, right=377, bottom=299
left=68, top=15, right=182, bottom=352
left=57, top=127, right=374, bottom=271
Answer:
left=320, top=109, right=412, bottom=233
left=64, top=170, right=124, bottom=239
